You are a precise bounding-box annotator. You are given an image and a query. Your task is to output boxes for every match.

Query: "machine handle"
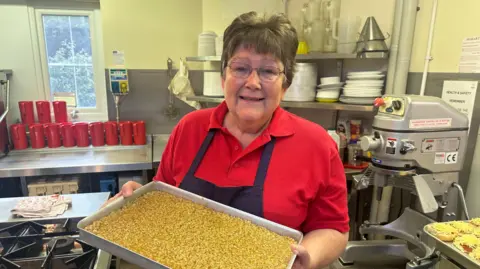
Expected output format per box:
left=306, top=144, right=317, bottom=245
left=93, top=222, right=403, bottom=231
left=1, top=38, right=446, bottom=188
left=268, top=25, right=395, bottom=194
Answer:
left=451, top=183, right=470, bottom=220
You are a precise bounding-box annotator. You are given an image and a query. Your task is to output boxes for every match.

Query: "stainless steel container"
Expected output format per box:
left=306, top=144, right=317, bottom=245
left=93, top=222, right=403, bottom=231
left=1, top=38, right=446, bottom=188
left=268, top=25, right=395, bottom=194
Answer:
left=284, top=63, right=317, bottom=102
left=78, top=181, right=303, bottom=269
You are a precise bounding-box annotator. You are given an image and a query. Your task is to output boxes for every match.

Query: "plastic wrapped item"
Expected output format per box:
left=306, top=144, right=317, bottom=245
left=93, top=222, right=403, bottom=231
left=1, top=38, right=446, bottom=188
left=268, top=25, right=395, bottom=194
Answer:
left=168, top=59, right=201, bottom=110
left=328, top=129, right=340, bottom=151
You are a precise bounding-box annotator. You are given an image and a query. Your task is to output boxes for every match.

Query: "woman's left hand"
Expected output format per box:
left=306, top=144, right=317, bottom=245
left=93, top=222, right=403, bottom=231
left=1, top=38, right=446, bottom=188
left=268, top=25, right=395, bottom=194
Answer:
left=291, top=244, right=311, bottom=269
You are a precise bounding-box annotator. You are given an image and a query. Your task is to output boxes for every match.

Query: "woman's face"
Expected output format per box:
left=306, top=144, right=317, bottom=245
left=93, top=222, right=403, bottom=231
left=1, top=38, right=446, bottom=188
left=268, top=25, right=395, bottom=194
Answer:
left=222, top=47, right=286, bottom=127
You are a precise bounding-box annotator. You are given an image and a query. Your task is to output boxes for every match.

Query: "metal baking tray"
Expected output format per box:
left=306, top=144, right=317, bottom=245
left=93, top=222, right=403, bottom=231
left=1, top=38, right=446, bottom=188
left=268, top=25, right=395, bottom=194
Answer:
left=78, top=181, right=303, bottom=269
left=423, top=223, right=480, bottom=268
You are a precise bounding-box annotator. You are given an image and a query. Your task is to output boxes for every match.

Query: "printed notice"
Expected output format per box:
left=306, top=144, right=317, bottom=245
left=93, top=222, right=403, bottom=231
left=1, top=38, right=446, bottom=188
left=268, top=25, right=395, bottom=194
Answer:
left=459, top=36, right=480, bottom=73
left=409, top=118, right=452, bottom=129
left=112, top=50, right=125, bottom=66
left=442, top=80, right=478, bottom=128
left=434, top=152, right=445, bottom=164
left=421, top=138, right=460, bottom=153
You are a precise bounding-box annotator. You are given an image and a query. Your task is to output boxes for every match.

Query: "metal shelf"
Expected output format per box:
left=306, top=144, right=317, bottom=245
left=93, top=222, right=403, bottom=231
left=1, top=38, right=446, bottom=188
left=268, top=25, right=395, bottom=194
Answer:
left=0, top=70, right=13, bottom=75
left=187, top=96, right=374, bottom=112
left=186, top=53, right=387, bottom=62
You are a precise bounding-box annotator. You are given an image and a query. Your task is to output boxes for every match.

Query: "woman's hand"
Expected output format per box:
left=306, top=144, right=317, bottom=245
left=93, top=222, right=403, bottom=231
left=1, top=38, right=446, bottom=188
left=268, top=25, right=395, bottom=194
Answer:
left=102, top=181, right=143, bottom=207
left=291, top=244, right=311, bottom=269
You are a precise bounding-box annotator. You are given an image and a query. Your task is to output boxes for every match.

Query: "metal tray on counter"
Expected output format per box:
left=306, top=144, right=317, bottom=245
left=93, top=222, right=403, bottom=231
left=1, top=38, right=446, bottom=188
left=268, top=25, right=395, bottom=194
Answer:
left=78, top=181, right=303, bottom=269
left=423, top=223, right=480, bottom=269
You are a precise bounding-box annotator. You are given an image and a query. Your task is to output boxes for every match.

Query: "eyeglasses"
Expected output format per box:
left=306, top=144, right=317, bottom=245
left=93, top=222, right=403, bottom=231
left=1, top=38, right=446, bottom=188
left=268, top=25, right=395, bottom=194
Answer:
left=227, top=62, right=284, bottom=82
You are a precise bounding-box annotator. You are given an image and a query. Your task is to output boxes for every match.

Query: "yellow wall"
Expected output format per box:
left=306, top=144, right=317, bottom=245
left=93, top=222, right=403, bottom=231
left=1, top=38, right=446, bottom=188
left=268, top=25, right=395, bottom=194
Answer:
left=100, top=0, right=479, bottom=73
left=100, top=0, right=202, bottom=69
left=203, top=0, right=479, bottom=73
left=410, top=0, right=480, bottom=72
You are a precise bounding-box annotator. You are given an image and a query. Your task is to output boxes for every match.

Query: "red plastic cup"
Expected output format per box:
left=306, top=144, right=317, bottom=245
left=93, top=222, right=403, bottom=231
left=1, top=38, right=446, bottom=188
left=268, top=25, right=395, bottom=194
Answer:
left=89, top=122, right=105, bottom=147
left=104, top=121, right=119, bottom=146
left=19, top=101, right=35, bottom=125
left=30, top=123, right=45, bottom=149
left=133, top=121, right=146, bottom=145
left=36, top=101, right=52, bottom=124
left=44, top=123, right=61, bottom=148
left=10, top=124, right=28, bottom=150
left=119, top=121, right=133, bottom=145
left=60, top=123, right=75, bottom=147
left=74, top=122, right=89, bottom=147
left=53, top=101, right=68, bottom=123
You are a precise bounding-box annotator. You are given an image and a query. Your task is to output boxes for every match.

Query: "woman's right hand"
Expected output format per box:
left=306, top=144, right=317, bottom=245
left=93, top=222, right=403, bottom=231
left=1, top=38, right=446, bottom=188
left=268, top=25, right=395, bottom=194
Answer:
left=102, top=181, right=143, bottom=207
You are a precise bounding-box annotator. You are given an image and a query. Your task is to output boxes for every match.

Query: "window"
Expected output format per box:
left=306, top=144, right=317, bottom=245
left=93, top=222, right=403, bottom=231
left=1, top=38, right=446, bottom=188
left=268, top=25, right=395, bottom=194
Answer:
left=31, top=8, right=107, bottom=121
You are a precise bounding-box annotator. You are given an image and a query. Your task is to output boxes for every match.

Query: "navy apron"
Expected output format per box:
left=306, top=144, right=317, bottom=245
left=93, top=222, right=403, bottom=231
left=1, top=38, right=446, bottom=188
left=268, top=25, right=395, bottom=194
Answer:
left=179, top=130, right=275, bottom=218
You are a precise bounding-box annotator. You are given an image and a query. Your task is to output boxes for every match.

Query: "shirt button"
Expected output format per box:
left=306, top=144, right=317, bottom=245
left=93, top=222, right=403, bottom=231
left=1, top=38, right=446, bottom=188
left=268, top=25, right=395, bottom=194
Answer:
left=234, top=145, right=239, bottom=151
left=233, top=163, right=239, bottom=168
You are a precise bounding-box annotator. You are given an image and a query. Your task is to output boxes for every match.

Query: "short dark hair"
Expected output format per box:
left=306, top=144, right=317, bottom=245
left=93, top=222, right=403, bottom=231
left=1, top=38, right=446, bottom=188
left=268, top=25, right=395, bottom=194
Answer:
left=221, top=12, right=299, bottom=88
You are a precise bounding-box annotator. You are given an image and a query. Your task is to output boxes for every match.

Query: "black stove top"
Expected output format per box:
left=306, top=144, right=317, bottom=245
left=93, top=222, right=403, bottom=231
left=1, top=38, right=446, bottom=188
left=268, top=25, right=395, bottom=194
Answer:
left=0, top=218, right=98, bottom=269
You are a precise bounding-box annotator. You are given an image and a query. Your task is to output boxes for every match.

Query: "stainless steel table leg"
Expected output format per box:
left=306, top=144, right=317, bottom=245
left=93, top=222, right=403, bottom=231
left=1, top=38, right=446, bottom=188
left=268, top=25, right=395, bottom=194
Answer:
left=20, top=177, right=28, bottom=196
left=94, top=249, right=112, bottom=269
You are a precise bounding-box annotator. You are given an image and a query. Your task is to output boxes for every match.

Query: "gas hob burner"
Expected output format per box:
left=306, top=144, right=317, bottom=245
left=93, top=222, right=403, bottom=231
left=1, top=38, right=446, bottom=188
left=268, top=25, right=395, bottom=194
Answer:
left=0, top=222, right=45, bottom=260
left=0, top=219, right=98, bottom=269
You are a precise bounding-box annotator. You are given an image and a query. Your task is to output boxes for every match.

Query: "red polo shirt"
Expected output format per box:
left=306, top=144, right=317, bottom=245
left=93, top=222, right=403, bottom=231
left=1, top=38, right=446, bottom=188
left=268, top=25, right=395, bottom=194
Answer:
left=154, top=102, right=349, bottom=234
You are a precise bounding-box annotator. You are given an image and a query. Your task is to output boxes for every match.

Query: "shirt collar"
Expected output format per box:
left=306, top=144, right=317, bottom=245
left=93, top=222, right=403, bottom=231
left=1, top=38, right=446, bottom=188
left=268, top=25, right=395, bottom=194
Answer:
left=208, top=101, right=295, bottom=137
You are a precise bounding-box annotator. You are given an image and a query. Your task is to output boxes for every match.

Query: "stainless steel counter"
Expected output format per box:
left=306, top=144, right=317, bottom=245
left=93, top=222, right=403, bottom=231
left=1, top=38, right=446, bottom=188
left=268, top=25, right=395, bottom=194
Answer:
left=0, top=136, right=153, bottom=178
left=0, top=192, right=110, bottom=223
left=152, top=134, right=170, bottom=167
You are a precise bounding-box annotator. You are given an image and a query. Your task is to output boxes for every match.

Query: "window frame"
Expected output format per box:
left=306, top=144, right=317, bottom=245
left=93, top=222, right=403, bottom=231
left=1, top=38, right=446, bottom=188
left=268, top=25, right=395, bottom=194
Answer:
left=30, top=7, right=107, bottom=122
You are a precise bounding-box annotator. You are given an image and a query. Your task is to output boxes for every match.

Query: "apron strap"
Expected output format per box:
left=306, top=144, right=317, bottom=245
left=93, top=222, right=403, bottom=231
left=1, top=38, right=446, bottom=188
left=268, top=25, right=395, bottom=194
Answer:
left=185, top=130, right=216, bottom=177
left=253, top=137, right=276, bottom=186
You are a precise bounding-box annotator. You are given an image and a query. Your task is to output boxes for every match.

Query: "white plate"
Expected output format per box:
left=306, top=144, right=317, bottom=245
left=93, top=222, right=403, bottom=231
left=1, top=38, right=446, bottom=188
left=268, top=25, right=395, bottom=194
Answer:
left=345, top=83, right=384, bottom=88
left=339, top=96, right=376, bottom=105
left=347, top=74, right=385, bottom=80
left=346, top=80, right=384, bottom=85
left=347, top=71, right=383, bottom=76
left=317, top=87, right=341, bottom=92
left=342, top=92, right=381, bottom=98
left=343, top=89, right=382, bottom=94
left=317, top=82, right=344, bottom=89
left=343, top=86, right=382, bottom=91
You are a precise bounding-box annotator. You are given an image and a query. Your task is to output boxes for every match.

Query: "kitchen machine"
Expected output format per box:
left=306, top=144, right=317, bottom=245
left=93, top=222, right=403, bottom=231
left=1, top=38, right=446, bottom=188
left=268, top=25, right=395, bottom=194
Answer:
left=331, top=95, right=473, bottom=269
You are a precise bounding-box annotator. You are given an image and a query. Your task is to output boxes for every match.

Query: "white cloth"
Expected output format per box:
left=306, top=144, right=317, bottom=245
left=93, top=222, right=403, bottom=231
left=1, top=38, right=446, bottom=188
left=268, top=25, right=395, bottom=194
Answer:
left=11, top=195, right=72, bottom=218
left=168, top=58, right=201, bottom=110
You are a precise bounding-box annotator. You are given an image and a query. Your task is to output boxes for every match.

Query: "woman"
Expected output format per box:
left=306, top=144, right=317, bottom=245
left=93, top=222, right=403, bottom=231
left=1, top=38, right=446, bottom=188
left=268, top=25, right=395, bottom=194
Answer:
left=113, top=12, right=349, bottom=269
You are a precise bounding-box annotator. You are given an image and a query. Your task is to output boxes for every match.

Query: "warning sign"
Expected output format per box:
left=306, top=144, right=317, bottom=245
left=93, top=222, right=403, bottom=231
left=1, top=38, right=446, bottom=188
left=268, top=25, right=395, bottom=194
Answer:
left=409, top=118, right=452, bottom=129
left=434, top=152, right=446, bottom=164
left=445, top=152, right=458, bottom=164
left=421, top=137, right=460, bottom=153
left=386, top=138, right=397, bottom=154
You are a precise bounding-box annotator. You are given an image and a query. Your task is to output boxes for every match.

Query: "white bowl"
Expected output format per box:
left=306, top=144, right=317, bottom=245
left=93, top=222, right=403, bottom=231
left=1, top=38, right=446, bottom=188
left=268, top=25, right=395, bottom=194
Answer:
left=316, top=88, right=341, bottom=99
left=320, top=76, right=340, bottom=85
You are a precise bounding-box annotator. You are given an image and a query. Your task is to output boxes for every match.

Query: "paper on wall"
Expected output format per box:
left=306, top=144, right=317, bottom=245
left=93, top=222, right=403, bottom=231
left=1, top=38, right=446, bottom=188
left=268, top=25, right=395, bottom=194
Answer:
left=441, top=80, right=478, bottom=129
left=112, top=50, right=125, bottom=66
left=459, top=36, right=480, bottom=73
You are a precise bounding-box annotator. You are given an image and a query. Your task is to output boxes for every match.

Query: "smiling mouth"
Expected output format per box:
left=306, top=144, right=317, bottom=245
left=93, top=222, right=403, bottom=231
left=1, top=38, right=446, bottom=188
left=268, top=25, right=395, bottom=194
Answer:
left=239, top=96, right=265, bottom=101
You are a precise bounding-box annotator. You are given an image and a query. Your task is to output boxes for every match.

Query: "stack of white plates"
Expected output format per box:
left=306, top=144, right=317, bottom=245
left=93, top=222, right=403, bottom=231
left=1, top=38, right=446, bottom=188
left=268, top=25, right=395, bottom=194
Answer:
left=316, top=81, right=344, bottom=103
left=341, top=71, right=385, bottom=104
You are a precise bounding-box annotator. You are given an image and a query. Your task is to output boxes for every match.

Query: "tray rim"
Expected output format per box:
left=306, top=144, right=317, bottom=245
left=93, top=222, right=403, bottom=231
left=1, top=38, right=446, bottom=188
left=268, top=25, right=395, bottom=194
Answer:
left=423, top=222, right=480, bottom=268
left=78, top=181, right=303, bottom=269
